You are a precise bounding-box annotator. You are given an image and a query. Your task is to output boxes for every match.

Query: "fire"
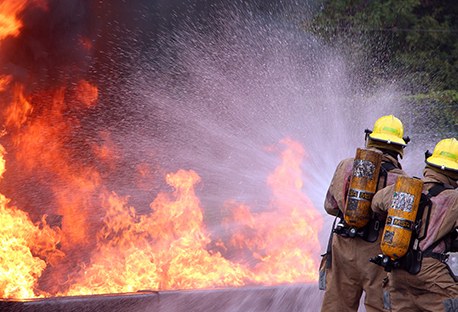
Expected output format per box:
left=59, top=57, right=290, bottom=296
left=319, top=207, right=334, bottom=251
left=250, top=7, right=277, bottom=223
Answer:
left=0, top=75, right=11, bottom=92
left=74, top=79, right=98, bottom=108
left=0, top=0, right=324, bottom=300
left=79, top=37, right=93, bottom=53
left=0, top=0, right=47, bottom=39
left=5, top=83, right=102, bottom=247
left=222, top=138, right=322, bottom=284
left=0, top=143, right=63, bottom=299
left=3, top=83, right=33, bottom=131
left=0, top=70, right=323, bottom=296
left=0, top=110, right=323, bottom=298
left=63, top=138, right=321, bottom=296
left=65, top=170, right=251, bottom=296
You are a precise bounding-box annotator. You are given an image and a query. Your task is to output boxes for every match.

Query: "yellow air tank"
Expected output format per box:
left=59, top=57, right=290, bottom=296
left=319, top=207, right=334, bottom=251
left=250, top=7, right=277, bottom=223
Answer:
left=344, top=148, right=382, bottom=229
left=381, top=176, right=424, bottom=260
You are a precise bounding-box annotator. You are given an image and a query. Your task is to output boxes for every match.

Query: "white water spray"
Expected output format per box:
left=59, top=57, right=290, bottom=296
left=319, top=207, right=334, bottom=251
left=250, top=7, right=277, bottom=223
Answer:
left=126, top=3, right=405, bottom=244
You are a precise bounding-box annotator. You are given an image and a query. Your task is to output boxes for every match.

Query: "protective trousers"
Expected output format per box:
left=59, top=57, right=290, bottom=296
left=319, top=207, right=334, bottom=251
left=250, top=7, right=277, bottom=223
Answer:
left=385, top=257, right=458, bottom=312
left=320, top=233, right=389, bottom=312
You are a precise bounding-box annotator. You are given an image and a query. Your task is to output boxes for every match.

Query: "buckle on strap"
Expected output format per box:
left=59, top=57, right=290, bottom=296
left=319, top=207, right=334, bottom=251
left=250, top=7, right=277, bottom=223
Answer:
left=333, top=223, right=357, bottom=238
left=440, top=253, right=450, bottom=262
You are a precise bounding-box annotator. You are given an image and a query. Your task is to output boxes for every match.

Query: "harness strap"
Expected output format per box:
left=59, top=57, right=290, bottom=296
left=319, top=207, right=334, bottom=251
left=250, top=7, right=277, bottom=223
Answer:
left=379, top=161, right=398, bottom=188
left=426, top=182, right=454, bottom=197
left=416, top=182, right=454, bottom=243
left=423, top=247, right=458, bottom=282
left=423, top=250, right=449, bottom=262
left=423, top=238, right=448, bottom=262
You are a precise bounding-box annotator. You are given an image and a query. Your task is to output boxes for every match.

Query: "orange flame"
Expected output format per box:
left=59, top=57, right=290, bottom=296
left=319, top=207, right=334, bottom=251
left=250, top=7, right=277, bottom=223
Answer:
left=8, top=82, right=102, bottom=247
left=59, top=138, right=322, bottom=296
left=92, top=130, right=122, bottom=171
left=0, top=52, right=323, bottom=297
left=222, top=138, right=322, bottom=284
left=74, top=79, right=98, bottom=108
left=65, top=170, right=251, bottom=296
left=3, top=83, right=33, bottom=131
left=0, top=75, right=12, bottom=92
left=0, top=0, right=47, bottom=40
left=0, top=0, right=97, bottom=250
left=0, top=143, right=63, bottom=299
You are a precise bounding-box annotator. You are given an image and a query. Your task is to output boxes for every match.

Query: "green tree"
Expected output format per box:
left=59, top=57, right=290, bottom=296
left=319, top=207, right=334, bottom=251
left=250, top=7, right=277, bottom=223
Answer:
left=304, top=0, right=458, bottom=97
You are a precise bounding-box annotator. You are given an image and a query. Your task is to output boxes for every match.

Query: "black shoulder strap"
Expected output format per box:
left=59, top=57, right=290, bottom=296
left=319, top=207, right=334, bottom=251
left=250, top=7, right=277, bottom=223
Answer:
left=416, top=193, right=431, bottom=242
left=378, top=161, right=398, bottom=188
left=426, top=182, right=454, bottom=198
left=381, top=161, right=397, bottom=172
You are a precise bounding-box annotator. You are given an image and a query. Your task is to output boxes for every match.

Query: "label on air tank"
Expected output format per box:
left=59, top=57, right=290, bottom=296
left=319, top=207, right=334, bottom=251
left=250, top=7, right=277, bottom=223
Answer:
left=352, top=159, right=376, bottom=179
left=390, top=191, right=415, bottom=213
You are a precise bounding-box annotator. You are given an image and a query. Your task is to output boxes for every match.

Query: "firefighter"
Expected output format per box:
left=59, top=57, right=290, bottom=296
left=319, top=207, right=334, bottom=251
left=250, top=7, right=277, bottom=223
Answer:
left=371, top=138, right=458, bottom=312
left=320, top=115, right=409, bottom=312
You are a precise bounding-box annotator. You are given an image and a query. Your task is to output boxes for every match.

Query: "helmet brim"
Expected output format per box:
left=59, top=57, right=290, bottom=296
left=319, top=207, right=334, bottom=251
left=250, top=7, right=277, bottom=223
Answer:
left=426, top=157, right=458, bottom=172
left=369, top=134, right=406, bottom=146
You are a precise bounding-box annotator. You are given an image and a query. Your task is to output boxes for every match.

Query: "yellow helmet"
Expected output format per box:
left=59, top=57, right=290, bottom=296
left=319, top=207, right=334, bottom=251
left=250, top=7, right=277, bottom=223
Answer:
left=368, top=115, right=406, bottom=146
left=426, top=138, right=458, bottom=172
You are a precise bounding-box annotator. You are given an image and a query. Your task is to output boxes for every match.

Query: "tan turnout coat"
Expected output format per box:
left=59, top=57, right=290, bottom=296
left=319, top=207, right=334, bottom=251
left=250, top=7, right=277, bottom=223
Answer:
left=371, top=168, right=458, bottom=312
left=320, top=149, right=406, bottom=312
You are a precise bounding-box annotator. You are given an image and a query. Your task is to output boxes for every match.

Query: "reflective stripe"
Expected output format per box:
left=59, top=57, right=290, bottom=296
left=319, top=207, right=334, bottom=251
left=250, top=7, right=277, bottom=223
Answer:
left=386, top=216, right=414, bottom=231
left=382, top=126, right=399, bottom=135
left=440, top=151, right=457, bottom=159
left=383, top=289, right=391, bottom=310
left=319, top=270, right=326, bottom=290
left=347, top=188, right=374, bottom=202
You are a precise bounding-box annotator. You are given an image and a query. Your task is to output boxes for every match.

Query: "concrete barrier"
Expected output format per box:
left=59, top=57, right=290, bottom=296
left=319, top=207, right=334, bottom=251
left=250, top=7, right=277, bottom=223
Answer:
left=0, top=284, right=324, bottom=312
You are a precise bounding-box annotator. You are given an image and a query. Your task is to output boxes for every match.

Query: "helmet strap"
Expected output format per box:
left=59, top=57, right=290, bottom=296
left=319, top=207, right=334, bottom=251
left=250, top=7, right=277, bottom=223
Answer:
left=424, top=150, right=432, bottom=162
left=364, top=129, right=372, bottom=147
